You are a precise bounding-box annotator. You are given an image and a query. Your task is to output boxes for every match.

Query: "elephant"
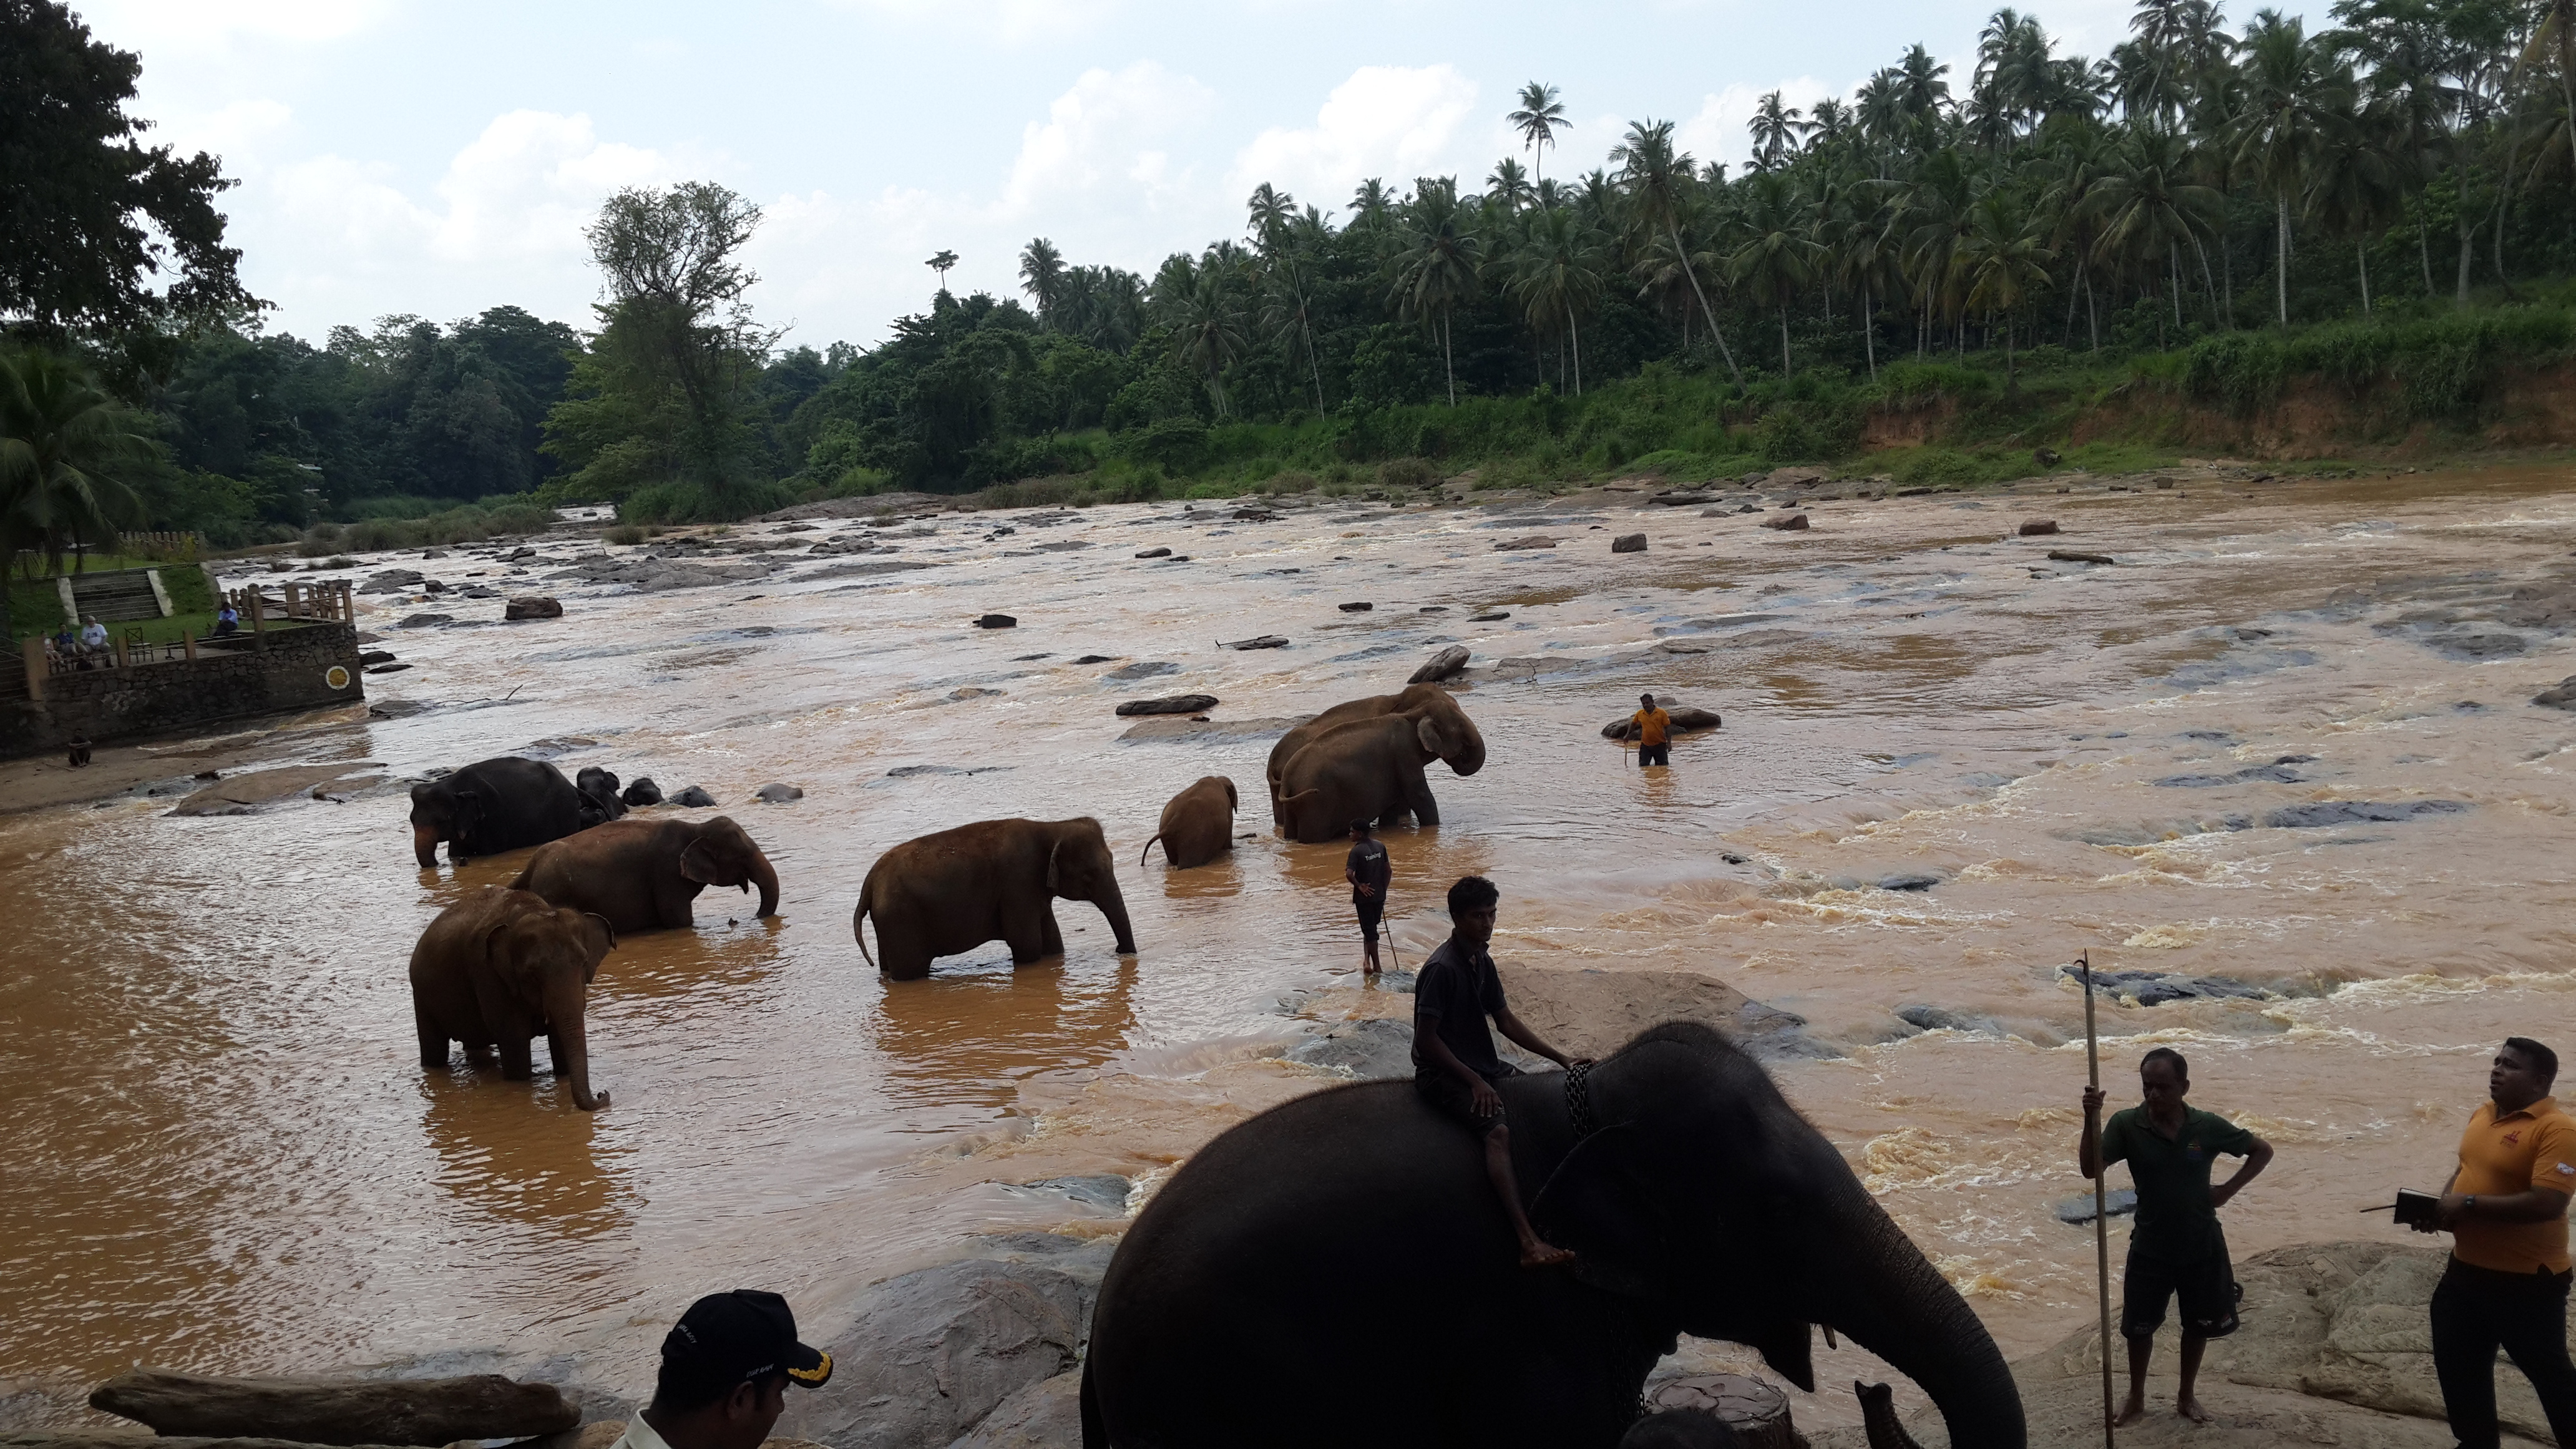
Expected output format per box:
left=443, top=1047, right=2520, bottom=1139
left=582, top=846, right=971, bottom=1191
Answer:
left=575, top=766, right=628, bottom=826
left=408, top=885, right=617, bottom=1111
left=1265, top=683, right=1485, bottom=826
left=510, top=815, right=779, bottom=934
left=854, top=817, right=1137, bottom=981
left=1079, top=1021, right=2025, bottom=1449
left=1272, top=712, right=1477, bottom=843
left=1140, top=776, right=1237, bottom=869
left=1617, top=1410, right=1736, bottom=1448
left=408, top=756, right=591, bottom=867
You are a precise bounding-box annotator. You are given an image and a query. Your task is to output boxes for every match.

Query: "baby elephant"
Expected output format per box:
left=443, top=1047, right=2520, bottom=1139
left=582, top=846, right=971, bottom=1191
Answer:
left=1141, top=776, right=1238, bottom=869
left=409, top=886, right=617, bottom=1110
left=856, top=817, right=1136, bottom=980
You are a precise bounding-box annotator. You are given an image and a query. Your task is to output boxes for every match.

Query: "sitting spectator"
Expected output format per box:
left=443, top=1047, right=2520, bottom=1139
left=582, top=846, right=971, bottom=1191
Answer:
left=52, top=626, right=75, bottom=659
left=212, top=603, right=240, bottom=638
left=77, top=615, right=108, bottom=653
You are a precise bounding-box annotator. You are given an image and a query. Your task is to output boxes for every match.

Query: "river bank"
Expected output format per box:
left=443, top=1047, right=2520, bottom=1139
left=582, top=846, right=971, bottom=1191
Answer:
left=2, top=461, right=2572, bottom=1443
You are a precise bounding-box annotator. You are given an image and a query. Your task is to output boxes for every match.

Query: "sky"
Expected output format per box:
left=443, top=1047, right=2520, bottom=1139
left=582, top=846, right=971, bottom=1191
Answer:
left=82, top=0, right=2330, bottom=354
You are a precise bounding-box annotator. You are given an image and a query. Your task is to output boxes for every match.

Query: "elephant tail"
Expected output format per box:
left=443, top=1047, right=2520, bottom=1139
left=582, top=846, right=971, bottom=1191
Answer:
left=1080, top=1356, right=1106, bottom=1449
left=1138, top=833, right=1164, bottom=866
left=1276, top=788, right=1324, bottom=842
left=854, top=868, right=880, bottom=972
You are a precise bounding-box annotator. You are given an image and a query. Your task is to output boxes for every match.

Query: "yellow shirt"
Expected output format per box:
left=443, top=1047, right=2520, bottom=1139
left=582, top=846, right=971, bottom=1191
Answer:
left=1632, top=708, right=1671, bottom=748
left=2452, top=1095, right=2576, bottom=1274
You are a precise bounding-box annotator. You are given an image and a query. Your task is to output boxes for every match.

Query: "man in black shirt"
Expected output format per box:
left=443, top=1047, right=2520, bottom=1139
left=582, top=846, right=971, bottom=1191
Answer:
left=1413, top=874, right=1585, bottom=1267
left=1346, top=819, right=1392, bottom=974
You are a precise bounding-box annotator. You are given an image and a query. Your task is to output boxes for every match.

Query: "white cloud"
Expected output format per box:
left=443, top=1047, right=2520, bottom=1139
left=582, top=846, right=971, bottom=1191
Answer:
left=1228, top=65, right=1480, bottom=213
left=1000, top=62, right=1217, bottom=221
left=154, top=97, right=295, bottom=168
left=429, top=110, right=680, bottom=265
left=821, top=0, right=1123, bottom=44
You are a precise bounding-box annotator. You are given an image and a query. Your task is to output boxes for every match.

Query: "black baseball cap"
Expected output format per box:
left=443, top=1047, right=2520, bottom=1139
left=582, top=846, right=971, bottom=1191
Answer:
left=661, top=1290, right=832, bottom=1391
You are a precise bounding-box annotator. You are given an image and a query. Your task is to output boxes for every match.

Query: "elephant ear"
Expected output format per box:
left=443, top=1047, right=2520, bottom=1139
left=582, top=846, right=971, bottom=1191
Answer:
left=1530, top=1125, right=1675, bottom=1302
left=678, top=836, right=723, bottom=884
left=1045, top=834, right=1064, bottom=894
left=1414, top=715, right=1446, bottom=758
left=1222, top=779, right=1238, bottom=811
left=454, top=789, right=484, bottom=831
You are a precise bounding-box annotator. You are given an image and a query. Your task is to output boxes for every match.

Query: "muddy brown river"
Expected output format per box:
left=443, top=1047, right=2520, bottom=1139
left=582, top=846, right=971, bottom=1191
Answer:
left=4, top=464, right=2574, bottom=1432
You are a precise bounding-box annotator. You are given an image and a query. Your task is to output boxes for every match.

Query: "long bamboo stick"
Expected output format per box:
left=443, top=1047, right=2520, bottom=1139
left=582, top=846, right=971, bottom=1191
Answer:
left=2084, top=950, right=2115, bottom=1448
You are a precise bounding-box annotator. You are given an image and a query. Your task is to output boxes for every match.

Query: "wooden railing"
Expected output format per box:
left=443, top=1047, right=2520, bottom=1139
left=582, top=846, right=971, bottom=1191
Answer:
left=20, top=580, right=356, bottom=694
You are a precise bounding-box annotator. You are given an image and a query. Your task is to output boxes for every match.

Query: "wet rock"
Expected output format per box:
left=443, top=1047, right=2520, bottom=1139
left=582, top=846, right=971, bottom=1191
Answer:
left=1649, top=490, right=1714, bottom=507
left=421, top=578, right=448, bottom=593
left=2061, top=965, right=2268, bottom=1005
left=1018, top=1175, right=1129, bottom=1212
left=85, top=1368, right=577, bottom=1445
left=1612, top=533, right=1647, bottom=553
left=1103, top=661, right=1178, bottom=681
left=944, top=1371, right=1083, bottom=1449
left=1073, top=655, right=1118, bottom=665
left=1493, top=535, right=1558, bottom=550
left=1133, top=546, right=1172, bottom=559
left=886, top=764, right=1012, bottom=778
left=550, top=555, right=774, bottom=592
left=396, top=613, right=452, bottom=629
left=2535, top=675, right=2576, bottom=710
left=1470, top=610, right=1510, bottom=622
left=620, top=778, right=663, bottom=807
left=754, top=783, right=803, bottom=803
left=1287, top=1018, right=1415, bottom=1079
left=365, top=663, right=411, bottom=675
left=358, top=569, right=426, bottom=595
left=1636, top=1376, right=1797, bottom=1448
left=2263, top=799, right=2467, bottom=828
left=1759, top=513, right=1808, bottom=532
left=2047, top=549, right=2115, bottom=565
left=1876, top=872, right=1941, bottom=892
left=2052, top=1187, right=2139, bottom=1224
left=774, top=1260, right=1086, bottom=1449
left=1896, top=1004, right=2004, bottom=1035
left=2427, top=631, right=2525, bottom=660
left=1012, top=653, right=1049, bottom=662
left=2155, top=764, right=2306, bottom=787
left=2018, top=519, right=2061, bottom=536
left=973, top=613, right=1017, bottom=629
left=668, top=786, right=716, bottom=807
left=1602, top=698, right=1722, bottom=739
left=1409, top=645, right=1471, bottom=684
left=948, top=687, right=1004, bottom=701
left=1218, top=634, right=1289, bottom=650
left=1338, top=601, right=1373, bottom=612
left=504, top=596, right=562, bottom=621
left=168, top=766, right=384, bottom=817
left=368, top=700, right=437, bottom=720
left=1116, top=716, right=1304, bottom=743
left=1115, top=694, right=1219, bottom=717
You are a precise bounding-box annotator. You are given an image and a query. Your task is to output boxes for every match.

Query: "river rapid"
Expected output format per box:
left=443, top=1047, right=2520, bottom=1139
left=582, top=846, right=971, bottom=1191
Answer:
left=4, top=464, right=2574, bottom=1430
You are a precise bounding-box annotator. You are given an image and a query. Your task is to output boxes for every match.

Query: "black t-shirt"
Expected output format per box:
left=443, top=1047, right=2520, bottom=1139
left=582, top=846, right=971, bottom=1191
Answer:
left=1412, top=938, right=1507, bottom=1079
left=1347, top=839, right=1390, bottom=899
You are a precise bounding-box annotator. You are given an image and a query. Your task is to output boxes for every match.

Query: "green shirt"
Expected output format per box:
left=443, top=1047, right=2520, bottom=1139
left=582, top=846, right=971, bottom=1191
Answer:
left=2099, top=1105, right=2255, bottom=1262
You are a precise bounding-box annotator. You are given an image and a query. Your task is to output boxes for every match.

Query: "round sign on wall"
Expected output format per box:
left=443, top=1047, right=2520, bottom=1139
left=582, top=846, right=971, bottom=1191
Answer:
left=325, top=665, right=351, bottom=690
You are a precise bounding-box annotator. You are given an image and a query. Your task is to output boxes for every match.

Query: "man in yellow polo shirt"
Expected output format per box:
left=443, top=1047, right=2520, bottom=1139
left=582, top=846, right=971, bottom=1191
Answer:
left=2414, top=1037, right=2576, bottom=1448
left=1632, top=693, right=1673, bottom=768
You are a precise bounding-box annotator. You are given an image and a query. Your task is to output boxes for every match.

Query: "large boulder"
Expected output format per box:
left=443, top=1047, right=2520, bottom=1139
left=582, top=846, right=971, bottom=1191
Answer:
left=1611, top=533, right=1648, bottom=554
left=505, top=597, right=563, bottom=620
left=941, top=1372, right=1083, bottom=1449
left=86, top=1369, right=574, bottom=1446
left=1113, top=695, right=1218, bottom=717
left=775, top=1261, right=1087, bottom=1449
left=2535, top=675, right=2576, bottom=711
left=1409, top=645, right=1471, bottom=683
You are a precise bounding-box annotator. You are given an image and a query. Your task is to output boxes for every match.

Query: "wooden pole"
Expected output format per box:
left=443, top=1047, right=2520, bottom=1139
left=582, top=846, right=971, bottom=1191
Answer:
left=2084, top=950, right=2115, bottom=1448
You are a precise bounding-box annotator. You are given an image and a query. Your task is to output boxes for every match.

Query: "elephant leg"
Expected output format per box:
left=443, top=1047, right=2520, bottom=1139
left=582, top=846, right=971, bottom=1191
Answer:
left=1005, top=912, right=1050, bottom=965
left=416, top=1002, right=449, bottom=1071
left=547, top=1027, right=571, bottom=1077
left=1408, top=771, right=1441, bottom=827
left=497, top=1033, right=535, bottom=1081
left=660, top=895, right=695, bottom=930
left=875, top=916, right=934, bottom=980
left=1040, top=907, right=1065, bottom=959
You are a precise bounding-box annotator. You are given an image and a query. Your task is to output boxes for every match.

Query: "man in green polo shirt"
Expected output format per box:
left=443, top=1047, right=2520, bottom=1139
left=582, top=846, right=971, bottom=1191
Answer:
left=2079, top=1046, right=2275, bottom=1425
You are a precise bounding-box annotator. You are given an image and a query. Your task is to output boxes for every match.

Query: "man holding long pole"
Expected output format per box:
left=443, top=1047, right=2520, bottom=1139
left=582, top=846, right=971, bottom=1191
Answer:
left=2079, top=1047, right=2274, bottom=1425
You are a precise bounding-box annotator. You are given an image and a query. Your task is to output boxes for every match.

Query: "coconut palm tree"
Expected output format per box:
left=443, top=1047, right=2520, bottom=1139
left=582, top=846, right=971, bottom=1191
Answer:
left=2514, top=0, right=2576, bottom=182
left=1953, top=188, right=2056, bottom=389
left=1169, top=269, right=1247, bottom=417
left=1727, top=171, right=1825, bottom=374
left=2230, top=9, right=2356, bottom=324
left=0, top=347, right=154, bottom=573
left=1018, top=238, right=1065, bottom=326
left=1509, top=82, right=1570, bottom=184
left=1606, top=119, right=1744, bottom=383
left=1387, top=178, right=1484, bottom=405
left=1749, top=91, right=1808, bottom=170
left=926, top=250, right=959, bottom=295
left=2087, top=125, right=2223, bottom=339
left=1487, top=157, right=1535, bottom=212
left=2303, top=100, right=2408, bottom=311
left=1505, top=206, right=1610, bottom=393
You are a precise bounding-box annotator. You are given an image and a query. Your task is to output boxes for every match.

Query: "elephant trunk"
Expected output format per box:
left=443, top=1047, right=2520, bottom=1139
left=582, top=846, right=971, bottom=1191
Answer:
left=1448, top=728, right=1486, bottom=777
left=1096, top=887, right=1138, bottom=956
left=1825, top=1212, right=2026, bottom=1449
left=414, top=825, right=441, bottom=869
left=748, top=852, right=779, bottom=918
left=546, top=975, right=609, bottom=1111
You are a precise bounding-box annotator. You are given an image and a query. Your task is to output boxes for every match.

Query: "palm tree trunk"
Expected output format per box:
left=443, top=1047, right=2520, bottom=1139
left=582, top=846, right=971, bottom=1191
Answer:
left=2358, top=242, right=2371, bottom=315
left=1571, top=315, right=1584, bottom=395
left=2085, top=268, right=2099, bottom=352
left=2274, top=195, right=2290, bottom=326
left=2453, top=159, right=2477, bottom=305
left=1442, top=314, right=1456, bottom=406
left=1669, top=222, right=1745, bottom=384
left=2173, top=243, right=2184, bottom=330
left=1861, top=284, right=1878, bottom=382
left=1780, top=306, right=1792, bottom=376
left=2192, top=237, right=2220, bottom=328
left=2418, top=223, right=2436, bottom=295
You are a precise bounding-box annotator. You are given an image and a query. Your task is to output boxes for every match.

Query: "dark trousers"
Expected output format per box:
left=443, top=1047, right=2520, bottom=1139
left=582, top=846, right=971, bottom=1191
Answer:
left=2431, top=1256, right=2576, bottom=1449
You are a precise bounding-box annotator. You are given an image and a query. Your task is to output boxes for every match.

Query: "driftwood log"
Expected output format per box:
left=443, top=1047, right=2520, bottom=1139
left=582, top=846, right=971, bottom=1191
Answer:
left=87, top=1370, right=577, bottom=1447
left=1639, top=1374, right=1800, bottom=1449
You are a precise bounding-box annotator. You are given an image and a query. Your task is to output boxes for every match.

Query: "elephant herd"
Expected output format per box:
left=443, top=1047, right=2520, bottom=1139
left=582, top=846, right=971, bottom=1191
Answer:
left=398, top=680, right=1491, bottom=1113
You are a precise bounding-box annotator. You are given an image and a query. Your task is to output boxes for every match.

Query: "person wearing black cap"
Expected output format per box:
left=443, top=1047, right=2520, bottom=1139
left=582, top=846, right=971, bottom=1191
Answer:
left=613, top=1290, right=832, bottom=1449
left=1345, top=818, right=1392, bottom=975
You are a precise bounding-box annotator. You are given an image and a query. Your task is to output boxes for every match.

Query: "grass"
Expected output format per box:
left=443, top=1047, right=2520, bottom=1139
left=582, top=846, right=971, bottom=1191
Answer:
left=7, top=556, right=226, bottom=646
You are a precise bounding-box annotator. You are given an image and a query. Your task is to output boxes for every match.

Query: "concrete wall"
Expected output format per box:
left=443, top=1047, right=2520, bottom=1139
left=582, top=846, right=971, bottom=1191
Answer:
left=2, top=624, right=365, bottom=758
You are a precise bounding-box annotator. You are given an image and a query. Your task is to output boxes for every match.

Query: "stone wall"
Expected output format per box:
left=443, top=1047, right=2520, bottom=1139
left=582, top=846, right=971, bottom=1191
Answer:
left=1, top=624, right=364, bottom=758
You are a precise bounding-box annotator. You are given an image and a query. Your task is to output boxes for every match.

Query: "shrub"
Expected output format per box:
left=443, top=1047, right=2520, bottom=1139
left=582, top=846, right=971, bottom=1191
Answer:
left=1378, top=457, right=1440, bottom=490
left=604, top=524, right=648, bottom=545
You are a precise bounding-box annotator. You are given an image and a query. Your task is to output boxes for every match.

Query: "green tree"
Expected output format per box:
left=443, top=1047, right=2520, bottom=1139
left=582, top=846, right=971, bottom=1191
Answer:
left=1386, top=178, right=1485, bottom=404
left=1607, top=120, right=1745, bottom=383
left=1, top=346, right=154, bottom=571
left=2230, top=9, right=2358, bottom=323
left=1018, top=238, right=1066, bottom=325
left=1509, top=82, right=1570, bottom=184
left=1727, top=171, right=1824, bottom=373
left=0, top=0, right=256, bottom=337
left=1953, top=188, right=2056, bottom=388
left=1503, top=206, right=1609, bottom=392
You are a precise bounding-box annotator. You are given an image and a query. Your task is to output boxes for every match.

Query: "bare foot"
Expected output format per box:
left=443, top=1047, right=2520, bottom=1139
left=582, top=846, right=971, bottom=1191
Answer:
left=2113, top=1397, right=2147, bottom=1427
left=1519, top=1240, right=1576, bottom=1269
left=1363, top=962, right=1380, bottom=975
left=2177, top=1395, right=2210, bottom=1424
